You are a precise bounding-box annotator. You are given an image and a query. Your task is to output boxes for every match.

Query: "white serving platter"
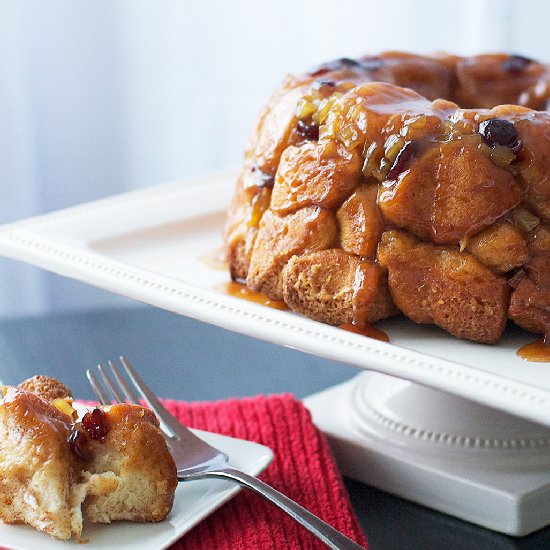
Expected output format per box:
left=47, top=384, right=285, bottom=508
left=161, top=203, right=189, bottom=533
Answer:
left=0, top=423, right=273, bottom=549
left=0, top=171, right=549, bottom=426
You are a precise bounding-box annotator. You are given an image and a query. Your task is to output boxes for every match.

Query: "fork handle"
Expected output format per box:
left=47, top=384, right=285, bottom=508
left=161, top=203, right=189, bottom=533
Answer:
left=179, top=467, right=365, bottom=550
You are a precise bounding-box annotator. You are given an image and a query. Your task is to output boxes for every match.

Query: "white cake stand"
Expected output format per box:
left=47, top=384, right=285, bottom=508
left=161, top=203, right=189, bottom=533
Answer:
left=304, top=371, right=550, bottom=536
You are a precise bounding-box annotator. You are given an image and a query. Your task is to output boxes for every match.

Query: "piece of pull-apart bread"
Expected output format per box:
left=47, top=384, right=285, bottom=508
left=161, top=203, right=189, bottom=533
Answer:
left=76, top=404, right=177, bottom=525
left=0, top=379, right=79, bottom=540
left=0, top=375, right=177, bottom=540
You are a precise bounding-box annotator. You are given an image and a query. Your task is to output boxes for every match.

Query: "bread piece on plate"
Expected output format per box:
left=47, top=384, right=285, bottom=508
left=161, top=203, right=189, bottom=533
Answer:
left=337, top=184, right=385, bottom=258
left=80, top=404, right=177, bottom=524
left=224, top=163, right=273, bottom=281
left=0, top=376, right=177, bottom=540
left=17, top=375, right=73, bottom=402
left=0, top=386, right=79, bottom=540
left=270, top=140, right=361, bottom=215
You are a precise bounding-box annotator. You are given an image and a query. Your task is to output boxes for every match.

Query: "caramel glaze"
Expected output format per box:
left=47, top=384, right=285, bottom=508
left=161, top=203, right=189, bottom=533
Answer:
left=338, top=322, right=389, bottom=342
left=0, top=387, right=74, bottom=460
left=352, top=260, right=381, bottom=325
left=224, top=53, right=550, bottom=347
left=215, top=281, right=389, bottom=341
left=214, top=281, right=289, bottom=311
left=517, top=336, right=550, bottom=362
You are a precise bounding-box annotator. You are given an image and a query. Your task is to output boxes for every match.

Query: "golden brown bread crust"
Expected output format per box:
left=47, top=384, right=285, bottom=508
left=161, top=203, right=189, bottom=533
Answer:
left=282, top=249, right=395, bottom=325
left=271, top=140, right=362, bottom=214
left=509, top=274, right=550, bottom=334
left=337, top=184, right=385, bottom=258
left=247, top=206, right=337, bottom=300
left=0, top=379, right=177, bottom=540
left=224, top=164, right=273, bottom=281
left=17, top=375, right=72, bottom=401
left=0, top=387, right=77, bottom=540
left=509, top=252, right=550, bottom=334
left=83, top=404, right=177, bottom=524
left=378, top=140, right=523, bottom=244
left=225, top=52, right=550, bottom=343
left=514, top=116, right=550, bottom=222
left=465, top=222, right=529, bottom=273
left=378, top=230, right=509, bottom=343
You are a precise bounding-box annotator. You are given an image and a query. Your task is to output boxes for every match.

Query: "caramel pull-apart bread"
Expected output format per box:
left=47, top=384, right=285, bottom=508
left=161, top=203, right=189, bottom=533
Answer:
left=225, top=52, right=550, bottom=344
left=0, top=376, right=177, bottom=540
left=77, top=404, right=177, bottom=525
left=0, top=384, right=78, bottom=539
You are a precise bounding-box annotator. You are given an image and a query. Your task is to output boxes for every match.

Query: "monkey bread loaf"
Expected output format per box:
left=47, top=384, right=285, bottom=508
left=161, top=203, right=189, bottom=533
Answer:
left=224, top=52, right=550, bottom=344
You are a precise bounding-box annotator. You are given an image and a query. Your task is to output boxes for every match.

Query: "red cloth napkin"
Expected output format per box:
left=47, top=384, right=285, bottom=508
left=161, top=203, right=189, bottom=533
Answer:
left=162, top=394, right=368, bottom=550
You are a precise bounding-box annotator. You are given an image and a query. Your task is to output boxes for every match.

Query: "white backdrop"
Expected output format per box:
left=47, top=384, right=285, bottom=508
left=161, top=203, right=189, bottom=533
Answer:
left=0, top=0, right=546, bottom=316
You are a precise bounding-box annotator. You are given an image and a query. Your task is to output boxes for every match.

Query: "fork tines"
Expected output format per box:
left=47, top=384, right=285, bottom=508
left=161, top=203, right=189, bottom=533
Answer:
left=87, top=356, right=181, bottom=439
left=87, top=359, right=138, bottom=406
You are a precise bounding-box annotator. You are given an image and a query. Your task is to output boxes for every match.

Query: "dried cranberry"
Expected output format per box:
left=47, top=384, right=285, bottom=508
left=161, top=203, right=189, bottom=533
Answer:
left=297, top=120, right=320, bottom=141
left=69, top=425, right=92, bottom=461
left=479, top=119, right=523, bottom=154
left=502, top=55, right=532, bottom=75
left=387, top=141, right=415, bottom=180
left=82, top=408, right=109, bottom=443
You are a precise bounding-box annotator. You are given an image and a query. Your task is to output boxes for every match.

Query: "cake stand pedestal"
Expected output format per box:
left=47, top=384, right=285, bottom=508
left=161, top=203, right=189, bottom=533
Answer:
left=304, top=371, right=550, bottom=536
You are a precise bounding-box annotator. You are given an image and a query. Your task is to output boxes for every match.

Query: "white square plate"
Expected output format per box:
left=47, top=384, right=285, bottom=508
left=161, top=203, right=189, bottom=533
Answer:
left=0, top=418, right=273, bottom=550
left=0, top=171, right=549, bottom=426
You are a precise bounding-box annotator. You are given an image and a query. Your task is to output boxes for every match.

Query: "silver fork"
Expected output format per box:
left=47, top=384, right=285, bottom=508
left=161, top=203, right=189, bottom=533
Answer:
left=86, top=357, right=364, bottom=550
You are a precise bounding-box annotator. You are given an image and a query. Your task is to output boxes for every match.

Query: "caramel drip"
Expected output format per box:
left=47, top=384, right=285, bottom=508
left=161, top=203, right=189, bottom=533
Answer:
left=352, top=261, right=380, bottom=326
left=517, top=336, right=550, bottom=362
left=338, top=323, right=389, bottom=342
left=198, top=247, right=228, bottom=271
left=214, top=281, right=289, bottom=311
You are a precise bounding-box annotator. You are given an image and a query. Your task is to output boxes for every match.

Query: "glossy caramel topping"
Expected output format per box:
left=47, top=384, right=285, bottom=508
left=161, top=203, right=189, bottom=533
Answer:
left=0, top=386, right=72, bottom=432
left=352, top=261, right=381, bottom=326
left=338, top=323, right=390, bottom=342
left=214, top=281, right=289, bottom=310
left=517, top=337, right=550, bottom=362
left=0, top=387, right=74, bottom=461
left=246, top=187, right=272, bottom=228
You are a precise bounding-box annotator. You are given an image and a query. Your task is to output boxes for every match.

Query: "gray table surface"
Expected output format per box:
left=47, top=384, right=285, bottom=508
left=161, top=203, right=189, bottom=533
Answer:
left=0, top=304, right=548, bottom=550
